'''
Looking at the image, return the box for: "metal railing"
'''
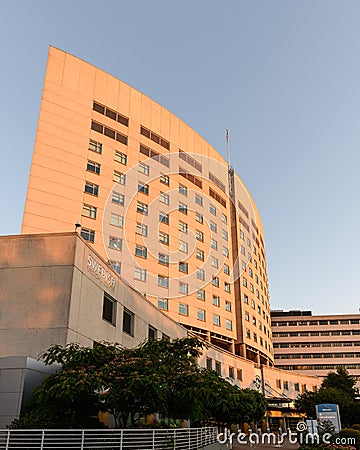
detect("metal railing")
[0,427,217,449]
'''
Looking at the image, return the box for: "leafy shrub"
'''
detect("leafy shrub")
[338,428,360,450]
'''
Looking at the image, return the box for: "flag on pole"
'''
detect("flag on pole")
[226,129,229,143]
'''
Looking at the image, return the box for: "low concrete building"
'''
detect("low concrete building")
[0,233,320,428]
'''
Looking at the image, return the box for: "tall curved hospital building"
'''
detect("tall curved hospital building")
[22,47,273,366]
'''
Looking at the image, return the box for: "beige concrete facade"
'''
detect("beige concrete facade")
[21,47,271,365]
[0,233,320,427]
[272,310,360,382]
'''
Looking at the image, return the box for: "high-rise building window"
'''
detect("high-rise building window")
[213,295,220,307]
[196,268,205,280]
[136,222,148,236]
[160,174,170,185]
[196,212,203,223]
[213,314,221,326]
[137,202,148,215]
[179,240,188,253]
[179,261,189,273]
[159,212,169,224]
[158,275,169,288]
[159,231,169,245]
[138,182,149,195]
[81,228,95,243]
[158,298,168,311]
[211,257,219,269]
[89,139,102,154]
[179,282,189,295]
[139,162,150,175]
[179,184,187,196]
[109,236,122,250]
[179,203,187,214]
[196,249,204,260]
[210,221,217,233]
[195,194,203,206]
[82,204,97,219]
[85,181,99,196]
[135,245,147,259]
[158,253,169,266]
[113,171,126,184]
[196,230,204,242]
[112,191,124,205]
[110,213,124,228]
[115,150,127,164]
[134,267,146,281]
[197,309,206,321]
[179,221,188,233]
[87,160,100,175]
[110,261,121,275]
[197,289,205,300]
[179,303,189,315]
[160,192,170,205]
[210,239,218,250]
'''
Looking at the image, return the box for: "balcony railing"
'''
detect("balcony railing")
[0,427,217,449]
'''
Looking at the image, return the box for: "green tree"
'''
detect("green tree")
[10,338,267,429]
[295,368,360,427]
[322,367,358,397]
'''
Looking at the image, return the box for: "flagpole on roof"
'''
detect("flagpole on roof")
[226,129,230,169]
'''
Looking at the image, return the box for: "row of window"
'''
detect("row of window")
[103,293,167,341]
[91,121,128,145]
[132,268,230,293]
[140,125,170,150]
[157,293,231,311]
[206,357,243,381]
[272,330,360,337]
[93,101,129,126]
[245,328,269,350]
[275,379,310,392]
[275,352,360,359]
[274,341,360,348]
[272,319,360,326]
[244,295,270,324]
[157,299,232,329]
[280,364,360,371]
[244,311,270,337]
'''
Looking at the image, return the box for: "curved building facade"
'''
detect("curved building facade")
[22,46,273,365]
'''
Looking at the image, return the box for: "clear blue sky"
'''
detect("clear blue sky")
[1,1,360,314]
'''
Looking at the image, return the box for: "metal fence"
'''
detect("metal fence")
[0,427,217,450]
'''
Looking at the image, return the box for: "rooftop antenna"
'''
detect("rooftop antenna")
[226,129,230,169]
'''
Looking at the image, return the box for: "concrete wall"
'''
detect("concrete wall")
[0,357,56,428]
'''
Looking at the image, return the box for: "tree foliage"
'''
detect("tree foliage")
[295,367,360,427]
[10,338,267,429]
